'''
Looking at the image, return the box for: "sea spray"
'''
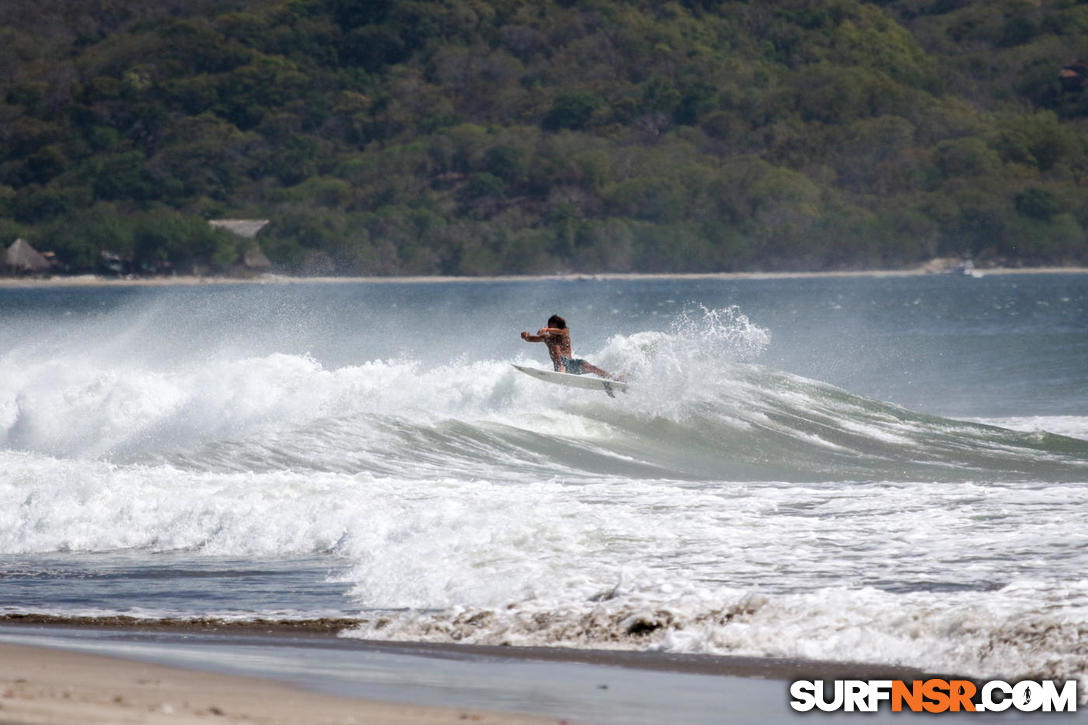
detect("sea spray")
[2,308,1085,483]
[2,279,1086,699]
[595,305,770,385]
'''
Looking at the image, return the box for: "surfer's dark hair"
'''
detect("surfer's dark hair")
[548,314,566,329]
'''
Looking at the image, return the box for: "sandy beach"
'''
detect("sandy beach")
[0,640,559,725]
[0,265,1086,288]
[0,622,948,725]
[0,615,934,680]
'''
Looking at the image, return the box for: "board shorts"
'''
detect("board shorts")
[560,357,586,375]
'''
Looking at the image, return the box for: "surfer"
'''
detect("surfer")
[520,314,616,379]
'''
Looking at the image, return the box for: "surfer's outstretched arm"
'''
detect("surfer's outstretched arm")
[521,328,566,343]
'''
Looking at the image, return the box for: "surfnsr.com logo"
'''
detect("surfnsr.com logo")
[789,679,1078,713]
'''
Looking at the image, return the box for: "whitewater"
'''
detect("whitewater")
[1,276,1086,695]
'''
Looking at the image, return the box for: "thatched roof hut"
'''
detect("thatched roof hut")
[209,219,269,238]
[210,218,273,271]
[6,238,51,274]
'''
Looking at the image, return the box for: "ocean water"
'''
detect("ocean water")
[1,275,1086,690]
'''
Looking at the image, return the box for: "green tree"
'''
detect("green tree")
[543,92,604,131]
[1015,187,1060,221]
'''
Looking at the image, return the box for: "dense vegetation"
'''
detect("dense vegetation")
[1,0,1087,275]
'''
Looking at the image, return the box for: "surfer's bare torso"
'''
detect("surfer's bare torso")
[520,327,570,371]
[520,316,614,380]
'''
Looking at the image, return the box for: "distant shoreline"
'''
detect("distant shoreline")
[2,266,1087,288]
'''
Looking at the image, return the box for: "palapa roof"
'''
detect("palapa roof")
[209,219,270,238]
[6,238,51,272]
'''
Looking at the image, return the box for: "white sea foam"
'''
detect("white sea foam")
[2,298,1086,693]
[4,436,1086,687]
[973,416,1088,441]
[343,581,1088,690]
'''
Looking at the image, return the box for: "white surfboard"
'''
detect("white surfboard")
[512,364,627,396]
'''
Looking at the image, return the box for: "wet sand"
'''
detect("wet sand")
[0,614,934,681]
[0,620,953,725]
[0,640,557,725]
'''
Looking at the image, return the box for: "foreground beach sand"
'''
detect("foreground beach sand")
[0,641,559,725]
[0,620,948,725]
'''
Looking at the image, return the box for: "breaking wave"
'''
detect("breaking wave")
[2,303,1086,694]
[1,306,1084,482]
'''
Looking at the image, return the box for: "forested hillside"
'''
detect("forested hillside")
[2,0,1087,275]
